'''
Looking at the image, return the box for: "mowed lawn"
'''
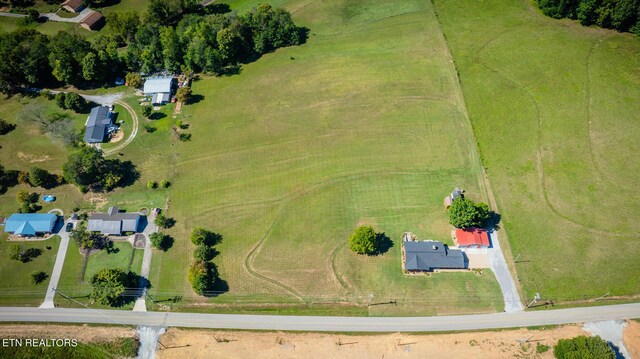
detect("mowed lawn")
[0,235,60,306]
[55,240,143,308]
[433,0,640,301]
[147,0,503,315]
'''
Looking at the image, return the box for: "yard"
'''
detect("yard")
[433,0,640,301]
[0,235,60,306]
[55,239,143,308]
[143,0,505,315]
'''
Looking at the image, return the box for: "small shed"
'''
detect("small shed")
[62,0,85,13]
[80,11,105,31]
[452,228,490,248]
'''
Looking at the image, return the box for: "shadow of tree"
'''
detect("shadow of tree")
[204,3,231,15]
[188,94,204,104]
[204,262,228,298]
[148,112,167,120]
[372,232,393,256]
[297,26,310,45]
[485,211,501,231]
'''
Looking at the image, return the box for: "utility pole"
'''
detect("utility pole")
[525,292,540,309]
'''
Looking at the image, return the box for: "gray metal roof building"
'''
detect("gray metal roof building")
[84,106,113,143]
[88,206,141,235]
[403,241,466,272]
[143,77,175,104]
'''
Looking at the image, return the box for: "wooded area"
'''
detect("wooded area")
[536,0,640,34]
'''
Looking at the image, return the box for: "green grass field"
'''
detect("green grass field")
[0,235,60,306]
[55,240,142,308]
[142,0,504,315]
[432,0,640,302]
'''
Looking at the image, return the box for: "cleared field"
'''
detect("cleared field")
[147,0,504,315]
[0,95,92,215]
[0,235,60,306]
[433,0,640,301]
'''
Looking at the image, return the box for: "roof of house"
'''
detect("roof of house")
[84,106,112,143]
[88,206,141,234]
[143,77,174,94]
[80,11,104,29]
[63,0,84,10]
[4,213,57,236]
[404,241,466,271]
[87,106,111,127]
[454,228,490,247]
[84,125,106,143]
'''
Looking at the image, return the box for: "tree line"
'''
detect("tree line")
[536,0,640,34]
[0,2,305,94]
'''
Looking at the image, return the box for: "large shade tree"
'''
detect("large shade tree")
[349,225,379,255]
[448,198,490,229]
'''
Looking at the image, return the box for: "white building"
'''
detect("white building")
[143,77,176,105]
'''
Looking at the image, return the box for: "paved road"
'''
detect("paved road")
[40,217,76,309]
[3,303,639,332]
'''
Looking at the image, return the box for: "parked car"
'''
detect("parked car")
[65,222,74,232]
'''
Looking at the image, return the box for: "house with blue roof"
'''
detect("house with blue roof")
[84,106,115,143]
[4,213,58,237]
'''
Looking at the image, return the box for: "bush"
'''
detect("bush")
[159,180,170,188]
[176,87,192,104]
[17,171,29,184]
[149,232,172,251]
[0,119,16,135]
[190,228,220,246]
[154,213,175,228]
[40,89,54,100]
[448,198,491,229]
[142,105,152,118]
[55,92,67,109]
[28,167,57,188]
[143,124,156,133]
[554,335,614,359]
[64,92,87,113]
[193,244,215,261]
[31,271,48,285]
[348,225,379,255]
[9,245,42,263]
[178,133,191,142]
[147,180,157,189]
[125,72,143,88]
[188,260,218,295]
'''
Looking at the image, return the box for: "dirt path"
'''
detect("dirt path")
[155,322,640,359]
[103,100,139,156]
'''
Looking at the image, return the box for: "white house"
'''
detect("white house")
[143,77,175,105]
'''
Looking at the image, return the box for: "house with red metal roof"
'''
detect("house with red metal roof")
[452,228,490,248]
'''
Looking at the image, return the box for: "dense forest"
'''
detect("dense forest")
[0,1,305,94]
[536,0,640,34]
